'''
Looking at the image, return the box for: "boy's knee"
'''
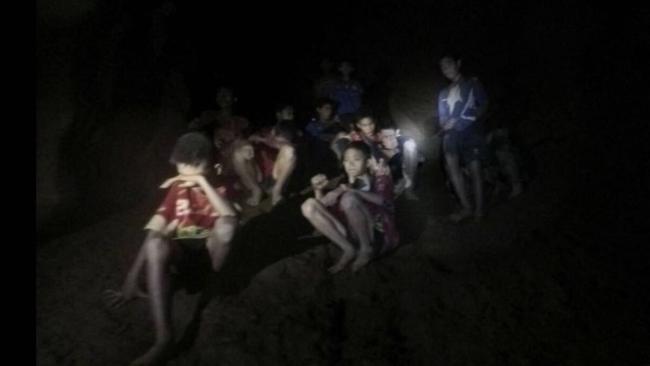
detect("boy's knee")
[213,216,237,244]
[340,192,360,211]
[301,198,318,218]
[233,143,255,162]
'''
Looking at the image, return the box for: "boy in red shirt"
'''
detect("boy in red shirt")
[105,132,237,365]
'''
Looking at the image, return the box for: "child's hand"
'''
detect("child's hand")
[311,174,329,191]
[214,163,223,175]
[248,134,265,143]
[442,117,458,131]
[271,193,283,206]
[369,157,390,176]
[160,175,205,189]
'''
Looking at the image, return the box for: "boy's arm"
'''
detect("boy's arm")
[437,91,450,127]
[195,176,237,216]
[319,186,345,206]
[457,78,489,130]
[350,189,384,205]
[249,132,283,150]
[163,175,237,216]
[232,154,263,198]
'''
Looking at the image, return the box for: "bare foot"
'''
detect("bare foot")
[103,281,148,310]
[246,191,262,207]
[449,208,473,223]
[351,250,373,272]
[403,188,419,201]
[393,179,407,196]
[328,249,355,274]
[130,338,173,366]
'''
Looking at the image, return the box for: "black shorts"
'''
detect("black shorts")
[172,238,213,294]
[442,127,487,165]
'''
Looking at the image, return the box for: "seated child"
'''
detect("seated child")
[301,141,399,273]
[104,132,238,366]
[304,97,347,143]
[330,112,383,160]
[377,123,420,199]
[239,120,298,206]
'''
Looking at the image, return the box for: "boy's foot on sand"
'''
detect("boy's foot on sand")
[403,188,419,201]
[328,249,355,274]
[393,179,407,196]
[351,249,373,272]
[449,208,473,223]
[130,339,173,366]
[103,287,148,310]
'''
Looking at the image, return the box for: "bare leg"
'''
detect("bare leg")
[131,234,176,365]
[271,145,296,206]
[445,153,473,222]
[104,232,155,309]
[469,159,485,220]
[340,192,375,272]
[205,216,237,271]
[402,138,419,200]
[301,198,355,273]
[232,144,263,206]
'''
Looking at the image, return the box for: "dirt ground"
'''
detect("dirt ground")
[37,125,649,365]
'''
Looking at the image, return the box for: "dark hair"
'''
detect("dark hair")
[216,85,236,96]
[274,102,294,114]
[170,132,213,166]
[377,119,398,131]
[339,58,356,68]
[353,108,377,126]
[273,120,297,142]
[342,141,371,160]
[439,47,463,63]
[315,97,336,110]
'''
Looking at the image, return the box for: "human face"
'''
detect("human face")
[339,61,354,76]
[239,144,255,160]
[356,117,376,137]
[316,104,333,121]
[380,128,399,150]
[342,148,368,179]
[440,57,461,82]
[276,106,294,121]
[216,88,235,109]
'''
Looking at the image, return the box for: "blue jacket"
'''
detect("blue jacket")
[438,77,488,131]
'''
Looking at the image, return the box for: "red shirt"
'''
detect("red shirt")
[146,182,220,239]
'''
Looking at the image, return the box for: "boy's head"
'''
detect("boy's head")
[354,112,376,137]
[439,53,462,81]
[320,58,333,73]
[275,103,295,122]
[170,132,213,175]
[378,122,400,150]
[216,86,237,109]
[342,141,371,179]
[272,120,297,144]
[338,60,355,76]
[315,97,336,121]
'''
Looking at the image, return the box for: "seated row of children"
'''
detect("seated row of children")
[104,87,418,365]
